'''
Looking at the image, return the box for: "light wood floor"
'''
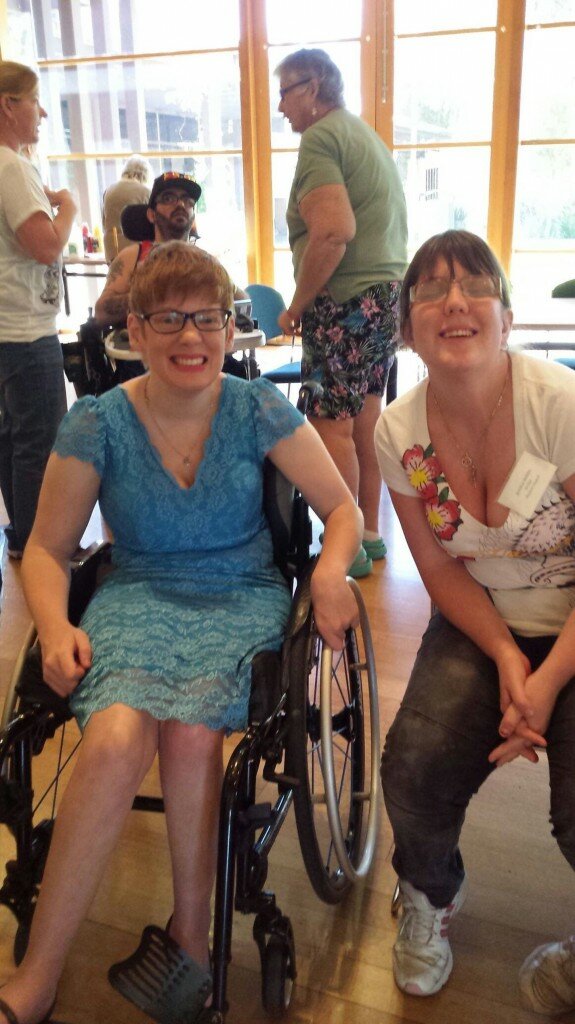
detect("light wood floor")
[0,490,573,1024]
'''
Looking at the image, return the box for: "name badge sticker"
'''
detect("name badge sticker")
[498,451,557,518]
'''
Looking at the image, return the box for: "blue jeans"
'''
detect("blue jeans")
[0,336,67,551]
[382,612,575,907]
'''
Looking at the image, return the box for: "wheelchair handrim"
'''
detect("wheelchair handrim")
[319,579,380,881]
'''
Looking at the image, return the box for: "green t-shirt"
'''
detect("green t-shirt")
[286,108,408,306]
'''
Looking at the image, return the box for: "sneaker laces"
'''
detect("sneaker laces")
[399,898,456,947]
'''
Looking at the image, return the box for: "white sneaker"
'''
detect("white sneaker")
[392,877,467,996]
[519,936,575,1016]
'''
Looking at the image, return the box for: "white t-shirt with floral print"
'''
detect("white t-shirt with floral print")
[375,351,575,636]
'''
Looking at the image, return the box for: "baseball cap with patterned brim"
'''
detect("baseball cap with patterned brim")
[148,172,201,208]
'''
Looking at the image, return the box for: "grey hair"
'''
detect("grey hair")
[121,155,152,183]
[275,48,345,107]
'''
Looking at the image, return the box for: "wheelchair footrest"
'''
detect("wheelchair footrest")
[108,924,212,1024]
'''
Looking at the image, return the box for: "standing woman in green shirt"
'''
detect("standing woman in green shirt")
[276,48,408,577]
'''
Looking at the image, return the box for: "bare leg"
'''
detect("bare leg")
[308,416,359,500]
[0,705,159,1024]
[353,394,384,534]
[159,721,224,968]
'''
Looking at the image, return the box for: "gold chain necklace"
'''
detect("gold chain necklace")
[144,376,216,470]
[430,359,510,488]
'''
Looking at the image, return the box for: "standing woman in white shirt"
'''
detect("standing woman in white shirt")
[0,61,76,558]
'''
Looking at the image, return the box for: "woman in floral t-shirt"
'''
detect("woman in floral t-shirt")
[375,230,575,1015]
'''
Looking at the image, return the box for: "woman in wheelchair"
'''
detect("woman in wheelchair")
[1,241,362,1024]
[375,230,575,1014]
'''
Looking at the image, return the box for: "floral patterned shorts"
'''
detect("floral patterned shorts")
[301,282,401,419]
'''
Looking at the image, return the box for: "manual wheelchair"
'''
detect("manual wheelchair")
[0,384,380,1022]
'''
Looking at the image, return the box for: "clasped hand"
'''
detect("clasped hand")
[489,649,556,767]
[40,624,92,698]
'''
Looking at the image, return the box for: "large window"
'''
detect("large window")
[2,0,575,307]
[394,17,496,248]
[4,0,247,286]
[512,3,575,301]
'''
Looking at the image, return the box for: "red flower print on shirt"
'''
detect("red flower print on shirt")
[401,443,463,541]
[424,496,462,541]
[402,444,441,501]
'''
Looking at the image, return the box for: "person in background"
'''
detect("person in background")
[0,60,76,559]
[375,229,575,1015]
[276,47,408,578]
[101,154,152,263]
[94,171,246,328]
[0,241,361,1024]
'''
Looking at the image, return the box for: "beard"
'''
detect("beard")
[153,208,193,241]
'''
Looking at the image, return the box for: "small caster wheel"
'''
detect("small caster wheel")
[261,935,294,1016]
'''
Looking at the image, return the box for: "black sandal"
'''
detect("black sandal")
[108,924,213,1024]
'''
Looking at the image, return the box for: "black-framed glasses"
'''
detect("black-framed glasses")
[155,191,195,208]
[409,274,502,305]
[136,309,232,334]
[279,77,312,100]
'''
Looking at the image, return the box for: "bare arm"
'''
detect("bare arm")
[268,421,362,649]
[94,246,138,325]
[21,453,101,696]
[278,184,356,333]
[16,188,77,265]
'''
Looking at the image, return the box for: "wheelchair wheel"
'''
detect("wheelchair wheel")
[261,935,295,1017]
[285,581,380,903]
[0,623,36,731]
[0,635,80,963]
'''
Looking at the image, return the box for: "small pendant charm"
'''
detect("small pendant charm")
[183,456,191,468]
[461,453,477,486]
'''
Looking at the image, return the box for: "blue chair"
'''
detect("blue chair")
[247,284,301,385]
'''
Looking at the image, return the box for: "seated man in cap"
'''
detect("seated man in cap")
[94,171,247,326]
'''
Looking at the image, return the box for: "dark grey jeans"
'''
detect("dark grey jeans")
[0,336,67,552]
[382,612,575,908]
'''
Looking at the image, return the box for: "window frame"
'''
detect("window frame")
[2,0,574,288]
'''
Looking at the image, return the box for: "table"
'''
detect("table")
[512,298,575,333]
[104,328,265,380]
[510,298,575,356]
[62,255,108,317]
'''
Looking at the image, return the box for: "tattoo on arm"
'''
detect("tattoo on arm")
[105,256,126,285]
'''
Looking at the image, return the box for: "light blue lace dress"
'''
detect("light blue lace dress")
[53,376,305,732]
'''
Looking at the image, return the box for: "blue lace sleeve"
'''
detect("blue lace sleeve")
[52,396,106,477]
[250,377,305,459]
